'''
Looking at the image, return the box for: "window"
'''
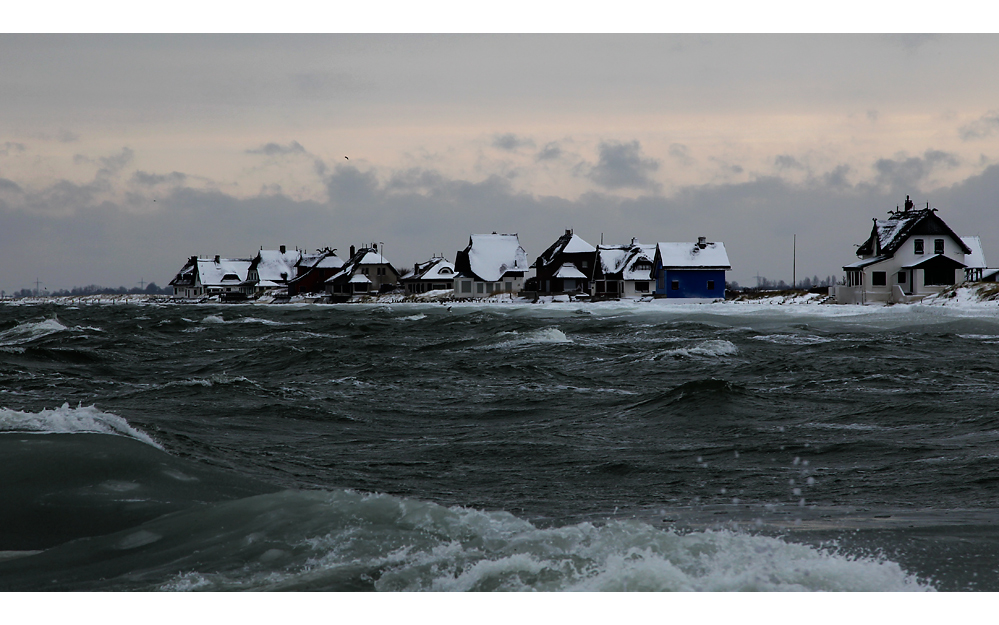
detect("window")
[898,272,907,284]
[671,280,680,291]
[462,281,472,293]
[361,267,369,275]
[914,239,924,254]
[925,266,956,286]
[476,282,484,293]
[635,282,649,292]
[505,281,513,292]
[707,280,715,290]
[934,239,944,255]
[872,271,887,286]
[581,260,589,268]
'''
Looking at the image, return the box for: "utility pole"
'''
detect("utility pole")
[138,278,146,290]
[792,234,797,290]
[34,278,42,297]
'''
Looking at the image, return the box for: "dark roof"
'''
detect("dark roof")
[856,207,972,258]
[535,230,595,269]
[901,254,968,270]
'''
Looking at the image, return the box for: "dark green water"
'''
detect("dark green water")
[2,300,999,590]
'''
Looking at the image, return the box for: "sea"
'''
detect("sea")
[2,298,999,592]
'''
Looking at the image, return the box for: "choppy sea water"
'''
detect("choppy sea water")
[2,300,999,591]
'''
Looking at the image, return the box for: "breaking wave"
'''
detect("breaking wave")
[0,403,161,449]
[145,489,931,592]
[200,315,299,326]
[0,317,100,346]
[657,339,738,358]
[483,328,573,350]
[751,334,835,345]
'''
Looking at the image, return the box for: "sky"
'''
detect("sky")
[4,28,999,293]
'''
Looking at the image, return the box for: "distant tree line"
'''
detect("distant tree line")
[7,283,172,298]
[726,275,841,292]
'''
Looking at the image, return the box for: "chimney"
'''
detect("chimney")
[566,228,572,236]
[697,236,707,249]
[350,245,356,257]
[631,237,638,246]
[280,245,286,254]
[214,255,220,263]
[415,263,420,274]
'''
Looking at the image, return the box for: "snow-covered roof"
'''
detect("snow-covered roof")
[843,257,887,270]
[961,236,987,269]
[857,207,972,258]
[466,234,528,282]
[256,279,283,288]
[655,241,731,269]
[196,258,252,287]
[253,249,303,283]
[553,263,587,279]
[536,230,595,269]
[407,257,456,281]
[357,250,390,265]
[323,247,397,284]
[597,240,657,280]
[348,274,372,284]
[901,254,967,269]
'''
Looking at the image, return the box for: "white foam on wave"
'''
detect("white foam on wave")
[659,339,738,358]
[398,314,427,322]
[157,489,932,592]
[0,403,162,449]
[200,314,299,326]
[0,317,101,346]
[483,327,572,350]
[751,334,835,345]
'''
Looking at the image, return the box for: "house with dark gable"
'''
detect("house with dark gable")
[325,244,400,300]
[533,229,597,294]
[652,238,730,299]
[169,255,252,298]
[402,256,456,294]
[592,238,658,298]
[453,233,528,298]
[835,196,972,304]
[287,248,344,296]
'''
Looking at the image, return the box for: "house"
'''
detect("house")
[241,245,303,295]
[402,256,456,294]
[453,233,528,298]
[592,238,658,298]
[325,245,400,299]
[652,237,730,299]
[168,255,252,298]
[962,236,988,282]
[287,248,344,296]
[835,196,972,304]
[533,229,596,294]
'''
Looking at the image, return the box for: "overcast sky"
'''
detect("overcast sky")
[3,33,999,292]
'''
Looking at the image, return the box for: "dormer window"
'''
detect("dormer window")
[914,239,924,254]
[440,267,452,274]
[934,239,944,255]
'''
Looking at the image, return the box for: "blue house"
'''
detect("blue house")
[652,237,731,299]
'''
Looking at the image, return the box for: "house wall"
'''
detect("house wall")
[592,279,653,298]
[454,275,524,298]
[654,269,726,298]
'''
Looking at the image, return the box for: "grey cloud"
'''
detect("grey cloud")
[959,110,999,141]
[57,129,80,143]
[866,109,879,122]
[873,149,959,191]
[131,171,187,186]
[883,34,939,52]
[492,133,535,152]
[668,143,693,166]
[0,177,23,193]
[98,148,135,178]
[822,164,852,189]
[1,142,27,156]
[587,140,660,190]
[775,155,804,170]
[535,142,562,161]
[246,141,307,156]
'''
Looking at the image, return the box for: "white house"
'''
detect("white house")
[169,255,252,298]
[402,256,456,294]
[453,233,528,298]
[241,246,303,295]
[592,238,658,298]
[835,196,972,304]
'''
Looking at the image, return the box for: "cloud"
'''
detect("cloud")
[775,155,805,170]
[246,141,307,156]
[57,129,80,143]
[959,110,999,141]
[587,140,660,190]
[131,171,188,186]
[492,133,535,152]
[883,34,939,52]
[0,177,23,193]
[1,142,27,156]
[535,142,562,161]
[872,149,959,191]
[866,109,879,123]
[668,143,693,166]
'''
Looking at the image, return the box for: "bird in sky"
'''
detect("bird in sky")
[344,156,349,160]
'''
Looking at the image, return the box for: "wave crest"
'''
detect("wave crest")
[0,403,162,449]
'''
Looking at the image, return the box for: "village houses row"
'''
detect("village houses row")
[168,233,732,302]
[168,196,993,305]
